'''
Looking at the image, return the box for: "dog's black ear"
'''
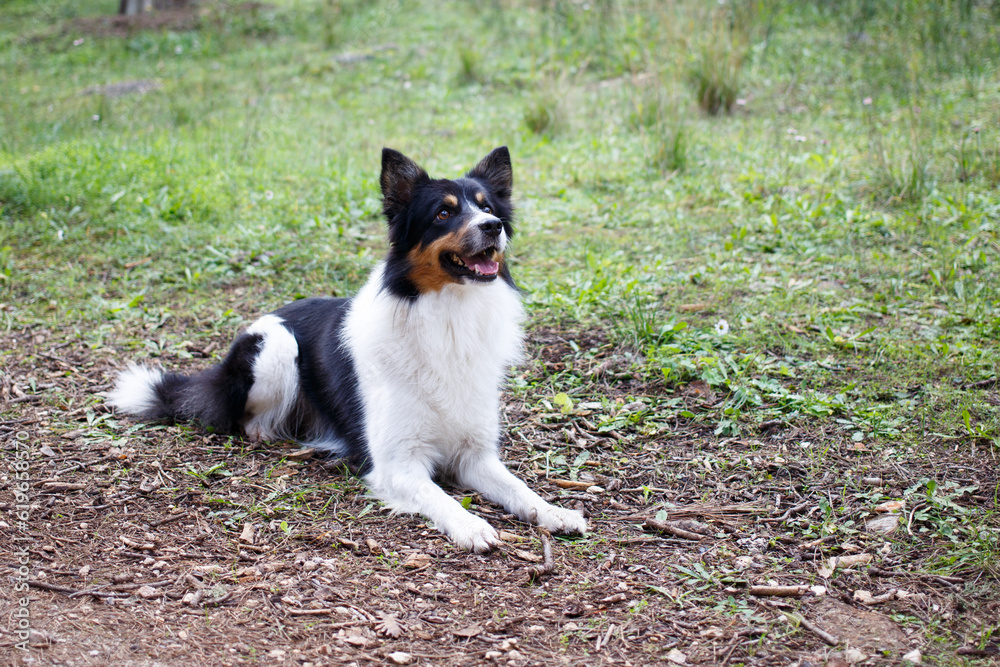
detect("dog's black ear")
[467,146,513,200]
[380,148,428,220]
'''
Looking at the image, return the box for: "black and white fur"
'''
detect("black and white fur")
[106,147,587,552]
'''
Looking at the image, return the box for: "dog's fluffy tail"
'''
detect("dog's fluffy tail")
[106,357,255,435]
[107,321,297,436]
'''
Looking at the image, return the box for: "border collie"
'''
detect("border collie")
[106,147,587,552]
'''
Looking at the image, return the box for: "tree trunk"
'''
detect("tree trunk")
[119,0,154,15]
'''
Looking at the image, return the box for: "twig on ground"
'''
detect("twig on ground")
[801,535,838,549]
[868,567,964,586]
[29,580,129,599]
[749,585,808,597]
[642,518,703,541]
[526,527,555,582]
[150,513,187,527]
[761,500,810,524]
[956,646,1000,657]
[782,611,839,646]
[963,378,998,390]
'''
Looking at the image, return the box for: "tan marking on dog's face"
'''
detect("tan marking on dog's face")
[442,194,458,208]
[406,233,464,293]
[475,192,485,204]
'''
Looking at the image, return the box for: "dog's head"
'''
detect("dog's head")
[379,147,515,298]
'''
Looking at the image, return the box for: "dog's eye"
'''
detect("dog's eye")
[482,205,493,214]
[436,209,450,221]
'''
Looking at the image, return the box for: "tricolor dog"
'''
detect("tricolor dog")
[107,147,588,551]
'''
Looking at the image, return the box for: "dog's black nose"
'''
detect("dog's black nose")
[478,218,503,238]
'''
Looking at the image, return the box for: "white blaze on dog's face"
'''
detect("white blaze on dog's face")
[378,147,516,299]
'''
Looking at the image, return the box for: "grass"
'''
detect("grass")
[2,0,1000,663]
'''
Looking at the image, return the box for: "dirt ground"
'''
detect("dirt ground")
[2,322,999,666]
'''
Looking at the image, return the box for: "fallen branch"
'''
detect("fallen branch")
[642,518,703,541]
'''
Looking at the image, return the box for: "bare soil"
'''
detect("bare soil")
[2,322,999,666]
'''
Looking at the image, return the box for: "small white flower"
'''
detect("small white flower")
[714,319,730,336]
[794,135,806,142]
[92,114,100,121]
[174,45,183,55]
[73,38,85,46]
[264,190,274,201]
[863,96,873,106]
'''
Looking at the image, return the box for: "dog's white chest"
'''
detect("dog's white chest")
[344,267,524,454]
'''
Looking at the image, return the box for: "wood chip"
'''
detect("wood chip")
[41,482,86,491]
[553,479,593,490]
[136,586,159,599]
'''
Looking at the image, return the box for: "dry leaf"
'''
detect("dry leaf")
[514,549,542,563]
[453,624,483,638]
[285,447,317,460]
[239,523,255,544]
[376,612,406,638]
[666,648,687,664]
[874,500,905,513]
[402,552,431,569]
[865,513,899,534]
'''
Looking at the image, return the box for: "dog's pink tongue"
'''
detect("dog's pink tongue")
[467,255,499,275]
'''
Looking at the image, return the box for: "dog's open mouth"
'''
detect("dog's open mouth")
[443,249,502,281]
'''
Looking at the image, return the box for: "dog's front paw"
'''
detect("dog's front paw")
[534,505,588,536]
[444,516,500,553]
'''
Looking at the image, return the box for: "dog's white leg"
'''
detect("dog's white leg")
[366,456,501,553]
[457,450,588,536]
